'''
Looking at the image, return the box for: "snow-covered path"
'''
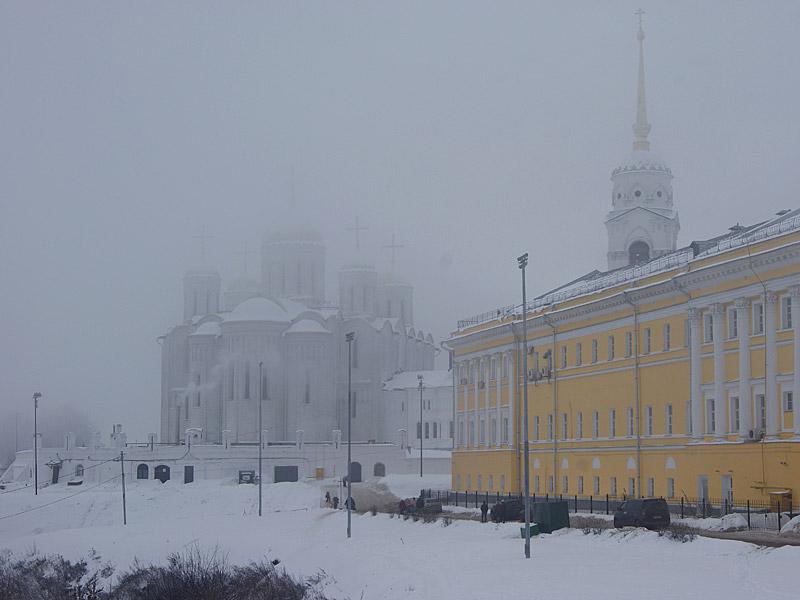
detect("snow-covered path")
[1,480,796,599]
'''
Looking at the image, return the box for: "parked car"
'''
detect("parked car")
[490,498,524,523]
[422,498,443,514]
[613,498,671,530]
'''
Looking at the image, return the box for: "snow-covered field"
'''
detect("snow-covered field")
[1,479,797,599]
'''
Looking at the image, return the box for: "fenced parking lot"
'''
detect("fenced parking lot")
[423,489,798,532]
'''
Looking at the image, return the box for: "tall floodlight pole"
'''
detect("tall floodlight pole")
[418,374,424,477]
[33,392,41,495]
[258,361,264,517]
[518,253,532,559]
[345,332,355,539]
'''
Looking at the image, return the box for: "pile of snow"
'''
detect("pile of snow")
[780,514,800,535]
[674,513,747,532]
[375,473,450,499]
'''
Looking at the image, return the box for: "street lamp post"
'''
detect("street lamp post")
[33,392,41,496]
[258,361,263,517]
[518,253,532,559]
[345,332,355,539]
[418,374,423,477]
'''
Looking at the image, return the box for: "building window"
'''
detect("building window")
[703,313,713,343]
[561,346,567,369]
[470,420,476,446]
[610,477,617,496]
[663,323,671,351]
[534,416,539,441]
[707,398,716,433]
[534,475,540,493]
[352,392,357,418]
[547,476,554,493]
[449,420,454,439]
[784,390,794,412]
[665,404,673,435]
[592,411,599,438]
[607,335,615,360]
[753,302,764,334]
[576,342,582,366]
[647,478,654,498]
[782,296,793,329]
[591,339,598,363]
[578,475,584,494]
[477,474,482,490]
[593,476,600,495]
[304,376,310,404]
[500,474,506,491]
[577,412,583,439]
[478,419,484,444]
[684,319,690,348]
[547,414,553,440]
[667,477,675,498]
[417,421,422,440]
[646,406,653,436]
[626,407,634,437]
[686,400,692,435]
[433,422,438,439]
[625,331,633,357]
[467,474,472,490]
[261,373,268,400]
[503,417,509,443]
[756,394,766,431]
[644,327,652,354]
[728,307,738,339]
[628,477,636,498]
[609,409,616,438]
[731,396,740,431]
[561,413,568,440]
[562,476,569,494]
[459,421,464,446]
[488,474,494,490]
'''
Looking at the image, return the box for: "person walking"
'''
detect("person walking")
[324,491,331,508]
[480,500,489,523]
[333,496,339,509]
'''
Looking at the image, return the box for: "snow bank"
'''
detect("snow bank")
[375,473,450,499]
[780,514,800,535]
[675,513,747,531]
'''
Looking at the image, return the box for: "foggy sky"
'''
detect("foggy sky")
[2,1,799,442]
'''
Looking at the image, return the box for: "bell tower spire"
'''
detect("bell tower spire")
[633,8,651,151]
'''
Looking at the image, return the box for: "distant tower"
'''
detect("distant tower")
[183,269,221,321]
[339,262,378,318]
[261,229,326,307]
[377,274,414,326]
[605,13,679,270]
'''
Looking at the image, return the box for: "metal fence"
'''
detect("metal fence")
[423,489,798,532]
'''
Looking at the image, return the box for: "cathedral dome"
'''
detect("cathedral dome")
[190,321,221,336]
[284,318,331,335]
[226,297,289,323]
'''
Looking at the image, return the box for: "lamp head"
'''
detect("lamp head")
[517,253,528,269]
[32,392,42,401]
[345,332,355,342]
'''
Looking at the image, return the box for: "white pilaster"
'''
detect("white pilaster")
[495,353,502,448]
[712,304,726,437]
[736,298,752,439]
[507,350,515,448]
[765,293,779,437]
[473,358,480,448]
[689,308,703,437]
[793,287,800,436]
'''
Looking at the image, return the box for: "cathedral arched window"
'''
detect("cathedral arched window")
[628,241,650,265]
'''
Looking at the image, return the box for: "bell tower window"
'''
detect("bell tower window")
[628,241,650,265]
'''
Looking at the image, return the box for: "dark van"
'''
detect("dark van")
[490,498,524,523]
[613,498,671,530]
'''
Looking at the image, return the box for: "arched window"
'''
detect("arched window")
[137,464,149,479]
[75,464,84,477]
[373,462,386,477]
[628,241,650,265]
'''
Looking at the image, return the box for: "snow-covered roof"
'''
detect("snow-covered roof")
[383,370,453,390]
[284,319,331,335]
[611,149,672,176]
[225,297,289,323]
[190,321,221,337]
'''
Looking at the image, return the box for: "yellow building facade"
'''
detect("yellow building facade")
[449,22,800,508]
[449,220,800,506]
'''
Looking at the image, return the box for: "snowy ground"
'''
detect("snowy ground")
[1,479,798,600]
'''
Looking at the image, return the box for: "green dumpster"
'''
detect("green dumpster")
[532,501,570,533]
[520,523,540,538]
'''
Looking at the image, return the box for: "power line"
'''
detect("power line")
[0,474,122,521]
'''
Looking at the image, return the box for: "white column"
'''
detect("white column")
[689,308,703,437]
[793,287,800,436]
[712,304,726,437]
[507,350,515,447]
[484,356,491,447]
[495,353,502,448]
[473,358,480,447]
[736,298,752,439]
[765,293,779,437]
[460,362,467,448]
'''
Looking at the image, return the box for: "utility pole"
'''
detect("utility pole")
[258,361,263,517]
[15,412,19,453]
[418,374,424,477]
[33,392,41,495]
[518,253,532,559]
[120,450,127,525]
[345,331,355,539]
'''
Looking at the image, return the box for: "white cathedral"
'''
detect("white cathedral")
[159,229,438,446]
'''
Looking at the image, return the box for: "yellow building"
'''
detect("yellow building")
[448,23,800,508]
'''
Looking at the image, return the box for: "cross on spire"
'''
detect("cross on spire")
[235,241,258,274]
[193,226,215,263]
[635,7,645,29]
[346,216,368,251]
[383,233,405,271]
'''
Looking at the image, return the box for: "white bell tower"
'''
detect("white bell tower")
[605,12,679,271]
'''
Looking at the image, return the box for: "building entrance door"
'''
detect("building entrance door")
[721,475,733,506]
